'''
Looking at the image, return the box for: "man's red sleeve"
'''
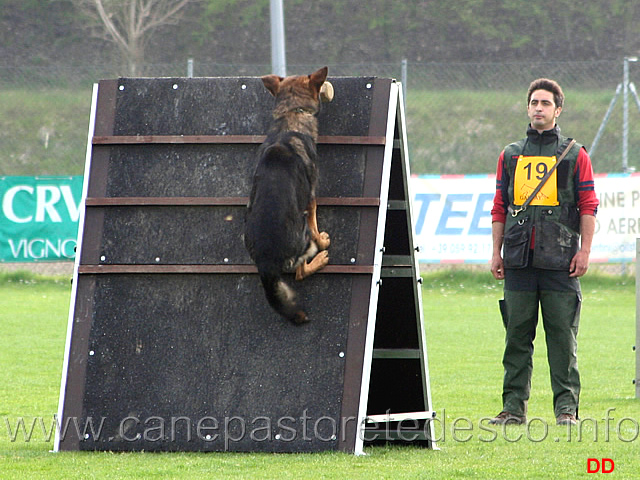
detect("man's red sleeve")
[491,150,508,224]
[575,147,599,216]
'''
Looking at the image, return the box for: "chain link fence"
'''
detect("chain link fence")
[0,59,625,88]
[3,59,634,173]
[1,60,637,274]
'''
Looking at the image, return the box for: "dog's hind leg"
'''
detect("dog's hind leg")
[306,199,330,250]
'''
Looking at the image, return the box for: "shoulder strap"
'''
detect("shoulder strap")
[510,138,576,217]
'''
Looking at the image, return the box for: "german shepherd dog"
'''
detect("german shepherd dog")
[244,67,332,324]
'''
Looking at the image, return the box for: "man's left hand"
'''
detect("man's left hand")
[569,250,590,277]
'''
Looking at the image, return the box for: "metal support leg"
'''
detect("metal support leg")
[589,83,621,158]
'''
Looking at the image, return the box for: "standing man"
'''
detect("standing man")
[489,78,599,426]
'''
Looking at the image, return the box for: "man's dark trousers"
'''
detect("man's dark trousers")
[500,263,582,418]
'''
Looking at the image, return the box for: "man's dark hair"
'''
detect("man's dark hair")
[527,78,564,109]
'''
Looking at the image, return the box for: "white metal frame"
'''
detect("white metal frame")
[353,82,437,454]
[54,83,99,452]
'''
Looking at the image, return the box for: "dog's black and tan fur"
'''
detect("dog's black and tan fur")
[244,67,331,324]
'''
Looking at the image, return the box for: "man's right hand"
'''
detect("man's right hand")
[491,255,505,280]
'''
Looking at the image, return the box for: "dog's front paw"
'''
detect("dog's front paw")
[316,232,331,250]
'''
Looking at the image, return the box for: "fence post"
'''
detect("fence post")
[187,58,194,78]
[623,57,636,173]
[636,238,640,398]
[401,59,408,111]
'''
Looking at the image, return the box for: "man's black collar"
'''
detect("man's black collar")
[526,124,561,145]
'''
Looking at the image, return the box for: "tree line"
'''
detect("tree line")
[1,0,639,72]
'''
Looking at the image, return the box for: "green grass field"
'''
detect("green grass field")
[0,269,638,479]
[0,89,92,176]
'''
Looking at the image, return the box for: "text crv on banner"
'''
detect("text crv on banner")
[0,176,83,262]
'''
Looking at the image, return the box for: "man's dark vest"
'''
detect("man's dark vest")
[502,128,582,270]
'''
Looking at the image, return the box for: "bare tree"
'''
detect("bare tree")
[73,0,194,75]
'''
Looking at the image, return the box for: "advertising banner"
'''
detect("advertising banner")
[0,176,83,262]
[410,173,640,264]
[412,175,494,263]
[1,173,637,264]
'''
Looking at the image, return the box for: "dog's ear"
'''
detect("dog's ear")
[320,81,334,102]
[309,67,328,93]
[261,74,284,97]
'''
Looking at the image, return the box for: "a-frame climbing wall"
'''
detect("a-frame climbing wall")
[55,75,436,455]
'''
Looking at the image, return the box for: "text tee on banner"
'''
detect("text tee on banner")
[0,176,83,262]
[411,175,494,263]
[410,173,640,264]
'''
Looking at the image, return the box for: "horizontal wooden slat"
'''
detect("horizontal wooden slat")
[93,135,263,145]
[387,200,408,210]
[365,411,436,423]
[382,255,414,267]
[373,348,421,359]
[319,136,387,145]
[77,264,374,275]
[92,135,387,146]
[380,268,416,278]
[85,197,245,206]
[318,197,380,206]
[84,197,381,207]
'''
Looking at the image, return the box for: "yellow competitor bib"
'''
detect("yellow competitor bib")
[513,155,559,206]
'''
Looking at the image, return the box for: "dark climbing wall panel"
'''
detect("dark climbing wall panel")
[80,273,353,452]
[57,75,434,454]
[81,205,367,266]
[108,77,374,137]
[100,144,368,199]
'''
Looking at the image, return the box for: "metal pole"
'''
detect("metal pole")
[636,238,640,399]
[623,57,638,173]
[270,0,286,77]
[187,58,194,78]
[623,58,630,173]
[589,84,621,158]
[629,82,640,113]
[401,59,408,112]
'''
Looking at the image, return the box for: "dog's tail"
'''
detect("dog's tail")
[259,268,308,324]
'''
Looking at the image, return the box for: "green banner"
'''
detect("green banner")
[0,176,83,262]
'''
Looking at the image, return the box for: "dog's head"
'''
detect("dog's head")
[261,67,332,114]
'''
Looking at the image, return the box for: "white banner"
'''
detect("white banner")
[410,173,640,264]
[590,174,640,262]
